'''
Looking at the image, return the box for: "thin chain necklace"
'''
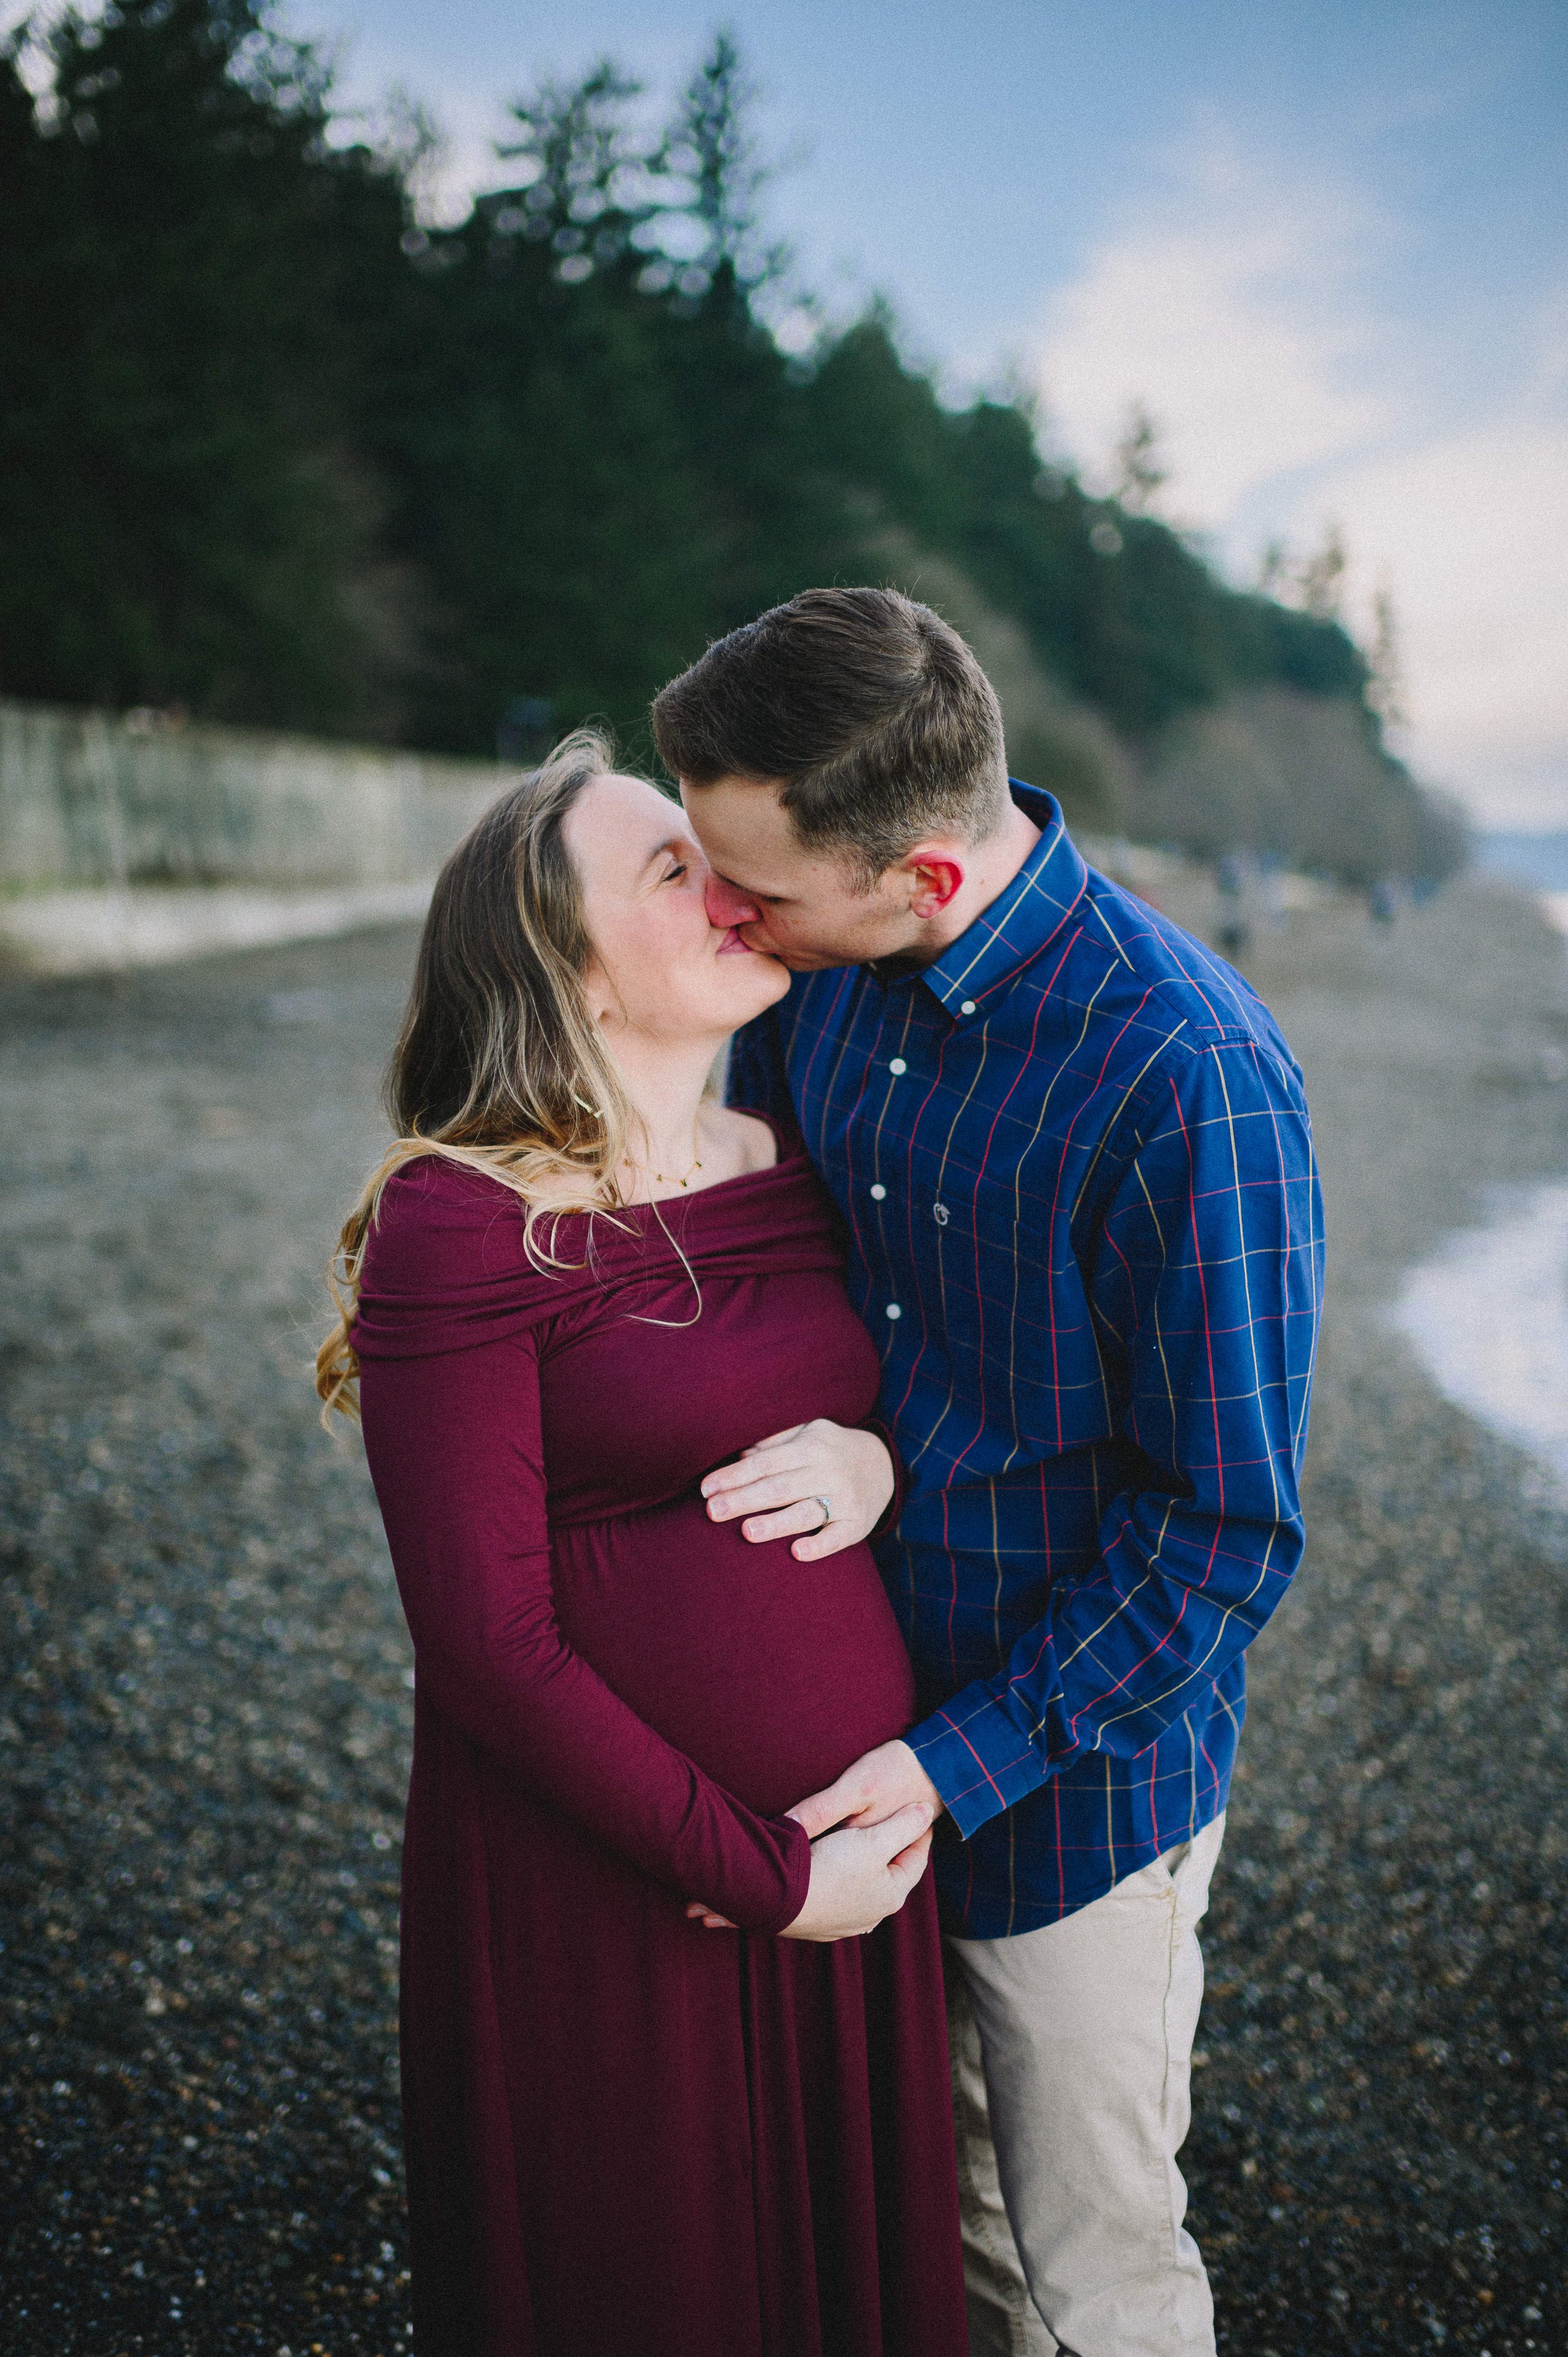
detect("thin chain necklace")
[650,1110,704,1191]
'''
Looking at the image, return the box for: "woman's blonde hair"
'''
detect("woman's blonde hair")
[316,727,640,1422]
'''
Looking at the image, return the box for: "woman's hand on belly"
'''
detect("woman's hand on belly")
[686,1799,936,1941]
[699,1419,894,1562]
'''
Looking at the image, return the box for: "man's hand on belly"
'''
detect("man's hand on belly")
[787,1738,945,1838]
[699,1419,894,1560]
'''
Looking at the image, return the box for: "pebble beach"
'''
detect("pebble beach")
[2,870,1565,2354]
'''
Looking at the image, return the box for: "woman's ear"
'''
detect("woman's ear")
[580,952,623,1029]
[578,952,609,1023]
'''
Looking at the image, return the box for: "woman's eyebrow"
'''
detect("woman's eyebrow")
[638,834,693,874]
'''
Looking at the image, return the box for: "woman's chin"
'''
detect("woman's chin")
[718,959,792,1026]
[710,927,789,1004]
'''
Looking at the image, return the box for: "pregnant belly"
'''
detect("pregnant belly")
[551,1498,917,1818]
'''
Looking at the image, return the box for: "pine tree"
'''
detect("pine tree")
[1113,402,1167,511]
[1300,521,1348,622]
[664,31,783,295]
[0,0,409,728]
[1367,580,1406,730]
[0,6,1458,881]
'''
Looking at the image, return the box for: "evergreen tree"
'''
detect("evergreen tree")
[1367,581,1406,731]
[1113,402,1166,511]
[0,0,408,729]
[0,1,1460,880]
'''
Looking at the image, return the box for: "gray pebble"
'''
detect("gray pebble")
[2,876,1565,2352]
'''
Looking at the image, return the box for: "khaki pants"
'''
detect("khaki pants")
[945,1814,1224,2357]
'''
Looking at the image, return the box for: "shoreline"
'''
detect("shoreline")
[1157,868,1568,2346]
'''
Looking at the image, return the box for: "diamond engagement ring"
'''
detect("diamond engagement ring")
[809,1496,832,1533]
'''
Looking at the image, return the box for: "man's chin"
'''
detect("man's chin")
[767,944,856,972]
[733,923,858,972]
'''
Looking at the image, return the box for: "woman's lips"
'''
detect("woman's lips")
[716,925,758,956]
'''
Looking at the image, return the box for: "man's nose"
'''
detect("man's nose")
[706,871,762,928]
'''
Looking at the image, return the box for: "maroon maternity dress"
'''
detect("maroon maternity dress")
[352,1125,967,2357]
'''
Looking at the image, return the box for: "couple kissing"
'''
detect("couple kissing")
[318,585,1323,2357]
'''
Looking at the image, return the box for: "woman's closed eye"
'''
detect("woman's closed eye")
[663,860,689,884]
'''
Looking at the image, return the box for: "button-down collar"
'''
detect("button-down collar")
[917,782,1087,1021]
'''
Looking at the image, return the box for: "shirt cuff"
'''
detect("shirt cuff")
[905,1684,1047,1840]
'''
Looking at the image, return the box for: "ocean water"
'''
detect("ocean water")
[1390,846,1568,1493]
[1473,833,1568,941]
[1391,1183,1568,1498]
[1476,831,1568,895]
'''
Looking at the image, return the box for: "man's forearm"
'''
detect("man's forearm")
[900,1493,1300,1840]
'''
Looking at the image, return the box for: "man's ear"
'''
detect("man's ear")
[901,843,967,922]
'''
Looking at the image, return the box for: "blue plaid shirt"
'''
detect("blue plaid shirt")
[730,784,1324,1936]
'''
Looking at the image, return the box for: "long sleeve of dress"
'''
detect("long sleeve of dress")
[360,1326,812,1935]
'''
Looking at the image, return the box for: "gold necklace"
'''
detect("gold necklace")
[651,1111,704,1191]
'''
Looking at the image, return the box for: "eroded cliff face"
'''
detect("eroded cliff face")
[1135,684,1466,886]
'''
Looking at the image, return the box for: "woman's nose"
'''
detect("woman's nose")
[706,871,763,929]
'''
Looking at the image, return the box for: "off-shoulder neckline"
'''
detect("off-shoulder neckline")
[384,1110,807,1225]
[616,1107,804,1218]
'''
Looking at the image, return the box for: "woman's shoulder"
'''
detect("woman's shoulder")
[355,1154,598,1358]
[724,1100,805,1169]
[708,1102,790,1179]
[373,1151,529,1256]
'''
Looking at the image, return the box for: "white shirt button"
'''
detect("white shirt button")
[960,999,977,1015]
[933,1203,949,1225]
[885,1302,903,1319]
[889,1057,907,1075]
[869,1183,887,1200]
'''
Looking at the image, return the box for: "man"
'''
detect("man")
[652,588,1323,2357]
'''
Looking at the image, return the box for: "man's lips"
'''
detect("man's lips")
[716,924,765,956]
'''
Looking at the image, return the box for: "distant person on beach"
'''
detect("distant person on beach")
[655,588,1326,2357]
[315,735,968,2357]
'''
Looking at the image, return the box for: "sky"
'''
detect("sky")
[21,0,1568,824]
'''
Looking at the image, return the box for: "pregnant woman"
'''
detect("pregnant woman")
[316,733,967,2357]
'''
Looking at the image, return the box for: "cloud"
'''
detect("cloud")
[1032,139,1568,826]
[1307,415,1568,826]
[1033,136,1391,516]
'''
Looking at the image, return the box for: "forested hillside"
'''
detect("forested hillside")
[0,0,1462,883]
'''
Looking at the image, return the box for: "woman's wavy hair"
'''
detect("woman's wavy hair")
[316,727,638,1422]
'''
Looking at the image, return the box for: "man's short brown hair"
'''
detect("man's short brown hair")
[650,587,1009,879]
